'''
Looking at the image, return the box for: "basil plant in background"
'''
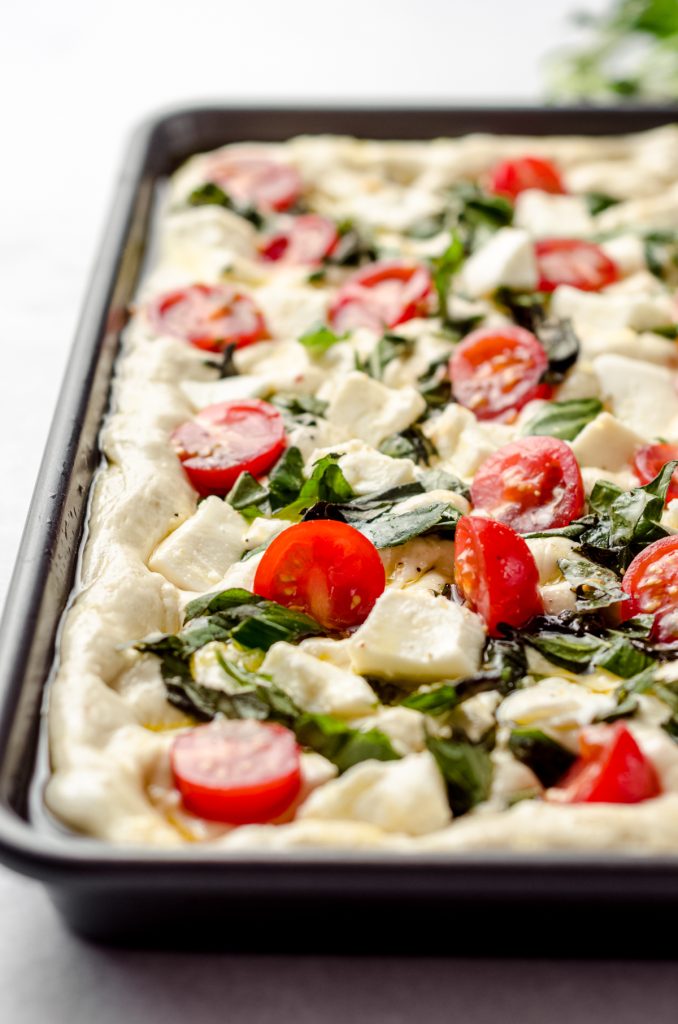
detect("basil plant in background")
[547,0,678,101]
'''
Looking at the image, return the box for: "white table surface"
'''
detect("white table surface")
[3,1,678,1020]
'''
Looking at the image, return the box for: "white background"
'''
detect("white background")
[4,1,678,1021]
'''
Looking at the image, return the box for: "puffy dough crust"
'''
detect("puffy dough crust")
[45,127,678,850]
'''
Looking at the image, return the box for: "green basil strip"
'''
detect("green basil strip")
[426,734,494,817]
[508,729,576,788]
[523,398,603,441]
[558,556,627,611]
[163,656,399,773]
[299,324,345,355]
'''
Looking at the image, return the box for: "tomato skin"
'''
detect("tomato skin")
[633,444,678,504]
[449,325,552,421]
[488,156,566,201]
[328,260,434,333]
[204,155,302,212]
[253,520,386,631]
[171,720,302,824]
[171,399,286,497]
[550,723,661,804]
[260,214,339,265]
[454,515,543,636]
[621,535,678,643]
[470,436,585,533]
[148,283,269,352]
[535,239,620,293]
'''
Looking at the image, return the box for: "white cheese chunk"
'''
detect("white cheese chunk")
[180,376,269,410]
[349,588,485,683]
[514,191,594,238]
[525,537,579,585]
[261,643,377,718]
[459,228,537,297]
[592,354,678,440]
[148,497,245,592]
[351,706,427,756]
[334,440,417,495]
[324,371,426,447]
[397,488,470,516]
[380,537,456,590]
[497,678,616,732]
[298,751,452,835]
[551,285,674,334]
[571,412,644,472]
[541,581,578,616]
[234,339,324,395]
[600,234,646,276]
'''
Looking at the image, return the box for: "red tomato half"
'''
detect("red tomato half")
[148,283,269,352]
[633,443,678,504]
[549,723,661,804]
[328,260,434,333]
[471,436,585,533]
[253,520,385,631]
[171,399,286,497]
[204,154,302,212]
[535,239,619,293]
[259,214,339,265]
[454,515,543,636]
[171,720,302,824]
[449,325,552,421]
[488,156,566,201]
[621,535,678,643]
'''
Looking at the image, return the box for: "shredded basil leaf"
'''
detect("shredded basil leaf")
[585,192,621,216]
[558,556,627,611]
[523,398,603,441]
[358,333,414,380]
[379,426,436,465]
[508,729,576,788]
[187,182,264,229]
[426,734,494,816]
[299,324,345,355]
[431,232,465,319]
[416,356,454,410]
[644,230,678,282]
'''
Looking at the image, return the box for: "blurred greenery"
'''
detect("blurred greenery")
[547,0,678,101]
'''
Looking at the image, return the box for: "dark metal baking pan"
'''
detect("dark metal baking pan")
[2,105,678,951]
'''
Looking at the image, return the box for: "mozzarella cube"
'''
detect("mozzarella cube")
[551,285,674,334]
[514,191,594,238]
[148,497,246,591]
[261,642,377,718]
[298,751,452,835]
[349,588,485,683]
[397,488,470,516]
[592,354,678,440]
[324,371,426,447]
[380,537,456,590]
[234,339,324,395]
[600,234,646,276]
[460,228,538,297]
[350,706,427,755]
[335,440,418,495]
[180,376,269,410]
[540,581,578,616]
[497,678,616,732]
[571,412,644,472]
[525,536,579,585]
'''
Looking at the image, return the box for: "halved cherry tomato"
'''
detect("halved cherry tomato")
[471,436,585,533]
[148,283,269,352]
[259,214,339,265]
[454,515,543,636]
[449,325,552,421]
[203,154,302,212]
[549,723,661,804]
[171,720,302,824]
[488,156,566,201]
[171,399,286,497]
[535,239,619,293]
[621,535,678,643]
[633,443,678,504]
[328,260,434,333]
[253,520,385,631]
